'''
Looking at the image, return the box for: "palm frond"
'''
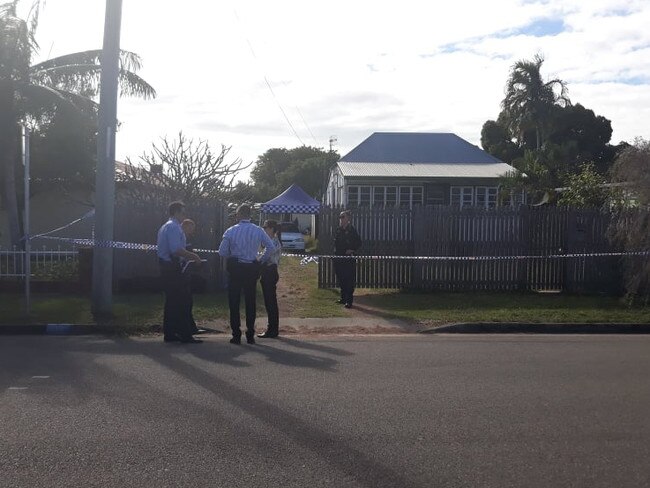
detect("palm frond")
[31,49,144,73]
[19,82,99,120]
[31,62,155,100]
[17,81,77,112]
[0,1,19,16]
[30,63,102,95]
[117,69,156,99]
[26,0,44,52]
[0,5,33,73]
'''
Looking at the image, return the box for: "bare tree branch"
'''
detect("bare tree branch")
[116,132,251,207]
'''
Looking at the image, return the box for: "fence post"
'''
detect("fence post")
[517,206,530,290]
[78,247,93,291]
[411,206,423,289]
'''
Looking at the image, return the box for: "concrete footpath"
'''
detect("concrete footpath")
[1,318,650,335]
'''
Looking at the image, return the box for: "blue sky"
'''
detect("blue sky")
[31,0,650,178]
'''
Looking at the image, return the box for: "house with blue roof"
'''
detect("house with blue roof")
[325,132,519,208]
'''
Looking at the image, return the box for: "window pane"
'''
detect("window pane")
[476,187,486,208]
[399,187,411,208]
[412,187,423,206]
[487,187,498,208]
[461,187,473,207]
[359,186,371,207]
[348,186,358,207]
[386,186,397,206]
[373,187,385,207]
[451,187,461,206]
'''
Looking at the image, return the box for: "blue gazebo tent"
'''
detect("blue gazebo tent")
[261,184,320,214]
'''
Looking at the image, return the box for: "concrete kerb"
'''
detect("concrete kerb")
[0,317,417,336]
[421,322,650,334]
[0,324,116,335]
[2,320,650,336]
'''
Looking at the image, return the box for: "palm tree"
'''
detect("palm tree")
[0,0,155,246]
[501,54,570,151]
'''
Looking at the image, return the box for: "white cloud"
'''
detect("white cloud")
[29,0,650,181]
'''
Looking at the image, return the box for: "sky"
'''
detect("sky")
[29,0,650,181]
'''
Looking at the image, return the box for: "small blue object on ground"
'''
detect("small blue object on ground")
[46,324,73,335]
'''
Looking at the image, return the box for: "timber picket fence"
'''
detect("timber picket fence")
[112,200,229,291]
[318,206,625,293]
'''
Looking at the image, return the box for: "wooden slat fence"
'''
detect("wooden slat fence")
[318,206,621,293]
[319,207,413,289]
[112,200,228,291]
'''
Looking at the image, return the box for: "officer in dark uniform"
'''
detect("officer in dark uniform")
[333,210,362,308]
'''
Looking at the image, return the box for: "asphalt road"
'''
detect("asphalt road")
[1,334,649,488]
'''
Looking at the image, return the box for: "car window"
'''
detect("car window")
[280,222,300,233]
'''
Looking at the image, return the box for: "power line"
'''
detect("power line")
[233,8,310,147]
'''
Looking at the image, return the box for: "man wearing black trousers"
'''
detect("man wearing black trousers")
[333,210,362,308]
[156,201,202,343]
[258,219,282,339]
[218,204,276,345]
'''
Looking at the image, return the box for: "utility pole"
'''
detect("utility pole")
[329,135,337,153]
[23,126,31,315]
[92,0,122,316]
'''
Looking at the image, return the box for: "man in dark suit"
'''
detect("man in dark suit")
[333,210,362,308]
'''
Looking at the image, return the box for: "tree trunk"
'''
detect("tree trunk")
[0,81,23,248]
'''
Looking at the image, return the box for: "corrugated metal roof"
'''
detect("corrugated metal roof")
[340,132,502,164]
[338,161,515,178]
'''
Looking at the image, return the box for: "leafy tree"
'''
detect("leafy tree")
[499,149,557,205]
[485,55,626,199]
[547,103,619,174]
[556,162,608,208]
[29,103,97,194]
[0,0,155,246]
[480,117,523,165]
[116,132,249,206]
[222,181,256,207]
[608,138,650,303]
[250,146,339,202]
[501,54,570,150]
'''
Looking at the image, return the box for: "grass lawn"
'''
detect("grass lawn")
[0,292,231,333]
[279,255,650,324]
[354,291,650,325]
[1,255,648,332]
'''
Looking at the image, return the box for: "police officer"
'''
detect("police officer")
[218,204,276,344]
[333,210,362,308]
[157,201,202,343]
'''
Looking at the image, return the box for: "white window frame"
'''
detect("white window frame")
[451,186,474,208]
[349,185,423,208]
[475,186,498,209]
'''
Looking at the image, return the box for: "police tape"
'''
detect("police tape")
[32,235,650,266]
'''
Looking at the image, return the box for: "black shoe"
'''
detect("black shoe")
[193,328,209,335]
[344,303,352,309]
[230,336,241,345]
[164,334,181,343]
[178,336,203,344]
[257,331,278,338]
[245,332,255,344]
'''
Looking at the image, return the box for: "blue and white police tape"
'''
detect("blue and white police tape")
[31,235,650,265]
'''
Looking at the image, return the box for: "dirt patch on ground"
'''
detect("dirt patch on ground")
[275,271,304,317]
